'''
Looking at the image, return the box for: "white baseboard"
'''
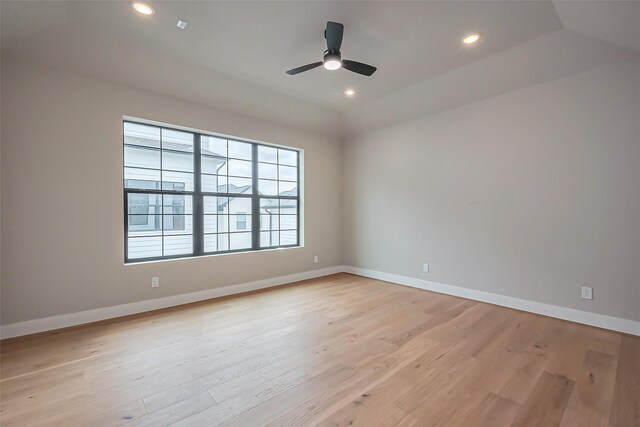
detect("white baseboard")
[0,266,343,339]
[3,265,638,339]
[343,266,640,336]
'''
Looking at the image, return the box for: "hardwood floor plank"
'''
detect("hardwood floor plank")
[173,364,353,426]
[128,392,215,427]
[0,273,636,426]
[512,371,576,427]
[458,392,521,427]
[610,335,640,427]
[560,350,617,427]
[76,399,148,427]
[263,333,441,426]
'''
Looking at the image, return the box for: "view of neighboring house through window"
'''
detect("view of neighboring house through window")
[236,212,247,230]
[257,145,299,248]
[123,121,300,262]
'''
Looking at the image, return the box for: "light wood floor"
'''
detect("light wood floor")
[1,273,638,426]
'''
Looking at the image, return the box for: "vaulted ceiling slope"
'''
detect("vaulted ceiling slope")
[2,1,639,139]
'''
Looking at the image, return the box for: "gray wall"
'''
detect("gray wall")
[343,59,640,322]
[1,58,343,324]
[2,56,639,326]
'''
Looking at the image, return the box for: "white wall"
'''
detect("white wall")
[343,59,640,322]
[0,58,342,325]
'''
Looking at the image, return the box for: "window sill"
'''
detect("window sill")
[124,245,303,266]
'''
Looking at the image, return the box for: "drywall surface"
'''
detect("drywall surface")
[343,59,640,321]
[1,58,342,324]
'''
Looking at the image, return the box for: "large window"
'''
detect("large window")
[123,121,300,262]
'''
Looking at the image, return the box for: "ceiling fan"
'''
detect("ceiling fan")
[286,21,377,77]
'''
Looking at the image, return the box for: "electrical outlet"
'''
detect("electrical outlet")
[151,277,160,288]
[314,255,319,264]
[423,263,429,273]
[581,286,593,300]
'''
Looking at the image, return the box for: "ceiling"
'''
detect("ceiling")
[2,1,639,138]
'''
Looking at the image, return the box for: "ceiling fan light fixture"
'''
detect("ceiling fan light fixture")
[323,52,342,71]
[324,59,342,71]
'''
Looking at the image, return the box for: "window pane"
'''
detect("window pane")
[204,196,228,214]
[127,193,161,215]
[279,181,297,196]
[204,216,215,233]
[202,174,227,193]
[128,215,162,236]
[260,198,279,212]
[218,234,230,251]
[259,179,278,196]
[204,215,218,233]
[162,151,193,172]
[124,146,160,169]
[260,214,279,231]
[163,215,192,234]
[163,235,192,256]
[230,214,251,232]
[128,236,162,259]
[203,215,229,233]
[217,215,229,232]
[229,197,251,213]
[124,122,160,149]
[258,146,277,163]
[259,162,277,179]
[202,155,227,175]
[278,149,297,166]
[163,194,192,215]
[279,215,297,230]
[125,168,160,189]
[228,140,252,160]
[162,171,194,191]
[279,199,297,214]
[280,230,297,245]
[204,234,218,252]
[201,136,226,157]
[260,231,279,247]
[230,232,252,250]
[228,177,252,193]
[162,129,193,152]
[228,159,252,178]
[278,165,297,182]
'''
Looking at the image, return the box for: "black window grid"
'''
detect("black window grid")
[123,121,300,263]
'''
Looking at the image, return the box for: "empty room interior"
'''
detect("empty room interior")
[1,1,639,426]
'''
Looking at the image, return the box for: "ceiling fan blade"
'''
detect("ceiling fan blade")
[342,59,377,76]
[286,62,323,75]
[325,21,344,52]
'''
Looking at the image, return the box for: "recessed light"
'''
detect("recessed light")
[462,33,481,45]
[132,2,154,16]
[176,20,188,29]
[344,89,355,97]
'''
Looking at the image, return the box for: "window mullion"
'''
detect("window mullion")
[124,189,129,262]
[297,150,300,246]
[193,134,203,256]
[251,143,260,250]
